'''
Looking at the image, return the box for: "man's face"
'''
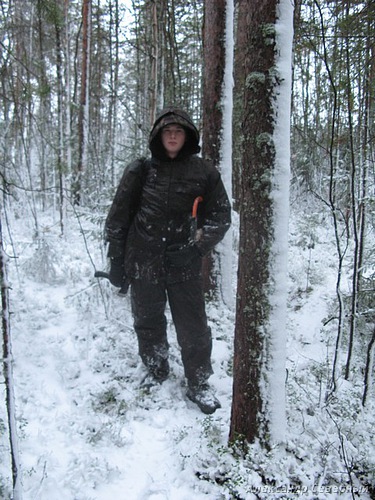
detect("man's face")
[161,124,186,159]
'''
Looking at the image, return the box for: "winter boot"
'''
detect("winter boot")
[140,358,170,389]
[186,383,221,415]
[150,358,170,382]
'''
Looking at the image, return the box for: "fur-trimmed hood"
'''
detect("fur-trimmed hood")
[149,107,201,160]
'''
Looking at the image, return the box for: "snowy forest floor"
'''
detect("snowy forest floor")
[1,197,375,500]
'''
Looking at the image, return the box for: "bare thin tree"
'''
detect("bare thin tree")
[74,0,91,205]
[1,216,23,499]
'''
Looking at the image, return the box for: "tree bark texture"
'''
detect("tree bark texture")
[74,0,91,205]
[202,0,226,293]
[229,0,278,446]
[202,0,226,163]
[149,0,158,125]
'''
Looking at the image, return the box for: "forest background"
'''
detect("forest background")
[1,0,375,499]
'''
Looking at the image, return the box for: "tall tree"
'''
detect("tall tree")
[229,0,293,447]
[149,0,159,124]
[74,0,92,205]
[1,216,22,500]
[202,0,226,164]
[51,0,66,234]
[201,0,233,303]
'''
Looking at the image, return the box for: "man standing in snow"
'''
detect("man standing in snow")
[104,106,231,414]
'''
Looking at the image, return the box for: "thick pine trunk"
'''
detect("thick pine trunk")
[230,0,291,447]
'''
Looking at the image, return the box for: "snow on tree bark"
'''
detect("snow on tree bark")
[229,0,293,447]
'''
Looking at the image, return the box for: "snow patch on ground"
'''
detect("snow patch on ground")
[1,205,374,499]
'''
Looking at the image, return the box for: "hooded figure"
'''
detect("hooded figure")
[149,107,201,159]
[104,106,231,414]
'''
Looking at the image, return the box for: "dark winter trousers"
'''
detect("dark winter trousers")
[130,277,213,387]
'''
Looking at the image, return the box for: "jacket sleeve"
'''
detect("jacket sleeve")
[195,165,231,256]
[104,159,145,258]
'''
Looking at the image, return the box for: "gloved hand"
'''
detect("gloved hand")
[109,256,126,287]
[166,243,201,267]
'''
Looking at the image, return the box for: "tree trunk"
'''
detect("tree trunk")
[55,16,65,235]
[344,0,359,380]
[201,0,226,295]
[64,0,73,194]
[362,325,375,406]
[229,0,292,448]
[108,0,120,187]
[1,217,23,499]
[150,0,158,124]
[74,0,91,205]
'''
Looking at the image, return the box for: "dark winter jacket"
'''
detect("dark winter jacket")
[105,107,231,284]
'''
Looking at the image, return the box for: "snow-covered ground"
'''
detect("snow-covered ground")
[1,201,374,499]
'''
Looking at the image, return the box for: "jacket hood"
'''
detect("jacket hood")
[149,107,201,160]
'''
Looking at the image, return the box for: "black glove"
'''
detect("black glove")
[109,256,126,287]
[166,243,201,267]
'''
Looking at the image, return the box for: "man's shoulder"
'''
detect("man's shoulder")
[191,156,221,179]
[122,157,153,180]
[188,155,215,169]
[126,157,147,172]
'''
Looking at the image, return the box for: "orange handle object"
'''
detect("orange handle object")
[190,196,203,243]
[192,196,203,219]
